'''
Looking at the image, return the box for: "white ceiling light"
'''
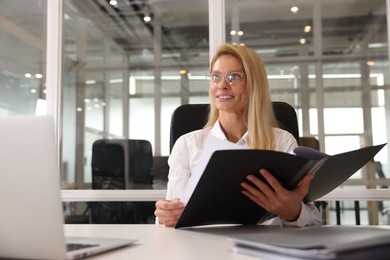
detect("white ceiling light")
[143,15,151,23]
[291,6,298,14]
[143,5,151,23]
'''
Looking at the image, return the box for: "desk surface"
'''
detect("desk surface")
[64,224,276,259]
[64,224,390,259]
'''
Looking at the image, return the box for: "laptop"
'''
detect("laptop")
[0,115,137,260]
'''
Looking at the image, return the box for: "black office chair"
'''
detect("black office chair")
[91,139,154,189]
[299,136,320,150]
[169,101,299,152]
[89,139,155,224]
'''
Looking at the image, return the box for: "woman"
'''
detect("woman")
[155,44,322,227]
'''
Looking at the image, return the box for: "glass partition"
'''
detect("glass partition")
[0,0,47,116]
[2,0,389,226]
[224,0,389,225]
[63,0,209,190]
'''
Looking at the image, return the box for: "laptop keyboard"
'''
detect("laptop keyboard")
[66,243,99,252]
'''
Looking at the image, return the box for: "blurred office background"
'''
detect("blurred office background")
[0,0,389,225]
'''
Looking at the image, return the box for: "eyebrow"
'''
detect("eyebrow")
[211,70,244,73]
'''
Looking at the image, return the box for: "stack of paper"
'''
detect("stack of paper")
[230,226,390,260]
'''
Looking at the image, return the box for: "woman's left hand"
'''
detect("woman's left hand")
[241,168,315,222]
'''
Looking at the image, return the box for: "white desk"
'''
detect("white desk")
[64,224,269,259]
[65,224,390,259]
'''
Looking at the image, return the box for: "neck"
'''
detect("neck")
[218,115,247,143]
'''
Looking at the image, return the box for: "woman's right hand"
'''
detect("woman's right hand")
[154,198,185,227]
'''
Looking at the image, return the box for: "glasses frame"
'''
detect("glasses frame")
[207,71,246,86]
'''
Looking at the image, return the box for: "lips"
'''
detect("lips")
[217,95,234,99]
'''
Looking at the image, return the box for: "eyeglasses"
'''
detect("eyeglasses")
[207,71,246,86]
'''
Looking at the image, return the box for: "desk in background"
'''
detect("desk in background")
[62,189,390,225]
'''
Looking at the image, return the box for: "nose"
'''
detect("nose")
[218,76,230,89]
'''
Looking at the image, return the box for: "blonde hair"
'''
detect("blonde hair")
[205,44,277,150]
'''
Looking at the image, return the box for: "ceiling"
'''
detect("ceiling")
[66,0,387,58]
[0,0,387,84]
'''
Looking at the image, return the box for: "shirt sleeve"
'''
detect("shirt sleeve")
[166,136,191,200]
[270,128,323,227]
[165,128,210,200]
[274,128,298,153]
[264,202,322,227]
[281,202,323,227]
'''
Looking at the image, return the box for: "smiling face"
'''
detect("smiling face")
[209,55,248,116]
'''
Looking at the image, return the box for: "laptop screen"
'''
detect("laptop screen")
[0,115,67,259]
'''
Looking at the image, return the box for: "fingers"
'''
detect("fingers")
[295,173,315,196]
[244,169,315,197]
[155,198,184,210]
[240,169,315,220]
[258,169,284,193]
[154,198,185,227]
[241,182,267,206]
[240,172,274,212]
[242,169,285,199]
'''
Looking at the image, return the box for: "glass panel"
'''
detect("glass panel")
[129,98,154,145]
[161,97,181,156]
[321,0,387,57]
[225,0,314,57]
[324,200,390,225]
[58,0,390,225]
[189,96,211,104]
[62,0,209,195]
[325,135,361,155]
[324,108,364,134]
[188,69,210,93]
[324,91,363,107]
[224,0,389,226]
[322,63,364,88]
[0,0,46,116]
[84,82,104,131]
[372,106,388,163]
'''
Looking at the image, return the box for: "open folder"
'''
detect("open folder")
[175,143,386,229]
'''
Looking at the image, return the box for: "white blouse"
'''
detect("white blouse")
[166,120,322,227]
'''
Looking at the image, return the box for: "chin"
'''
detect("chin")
[215,103,233,111]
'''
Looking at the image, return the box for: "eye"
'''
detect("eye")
[227,73,242,81]
[211,73,222,81]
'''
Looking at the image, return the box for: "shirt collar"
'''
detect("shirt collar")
[210,120,249,146]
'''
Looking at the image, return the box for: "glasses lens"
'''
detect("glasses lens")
[208,72,244,86]
[208,72,222,85]
[226,72,244,84]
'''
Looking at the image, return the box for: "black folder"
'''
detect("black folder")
[175,143,386,229]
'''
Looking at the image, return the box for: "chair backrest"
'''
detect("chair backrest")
[89,139,155,224]
[299,136,320,151]
[169,101,299,152]
[92,139,153,189]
